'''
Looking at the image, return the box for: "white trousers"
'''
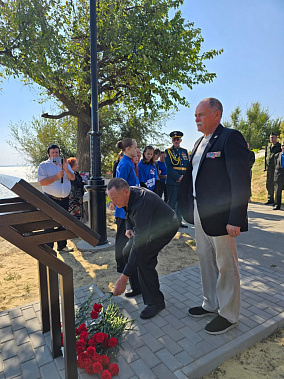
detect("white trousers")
[194,203,240,323]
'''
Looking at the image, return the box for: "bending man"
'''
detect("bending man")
[108,178,179,319]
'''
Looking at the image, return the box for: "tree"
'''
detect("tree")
[0,0,222,169]
[7,107,168,174]
[224,102,282,149]
[7,115,77,177]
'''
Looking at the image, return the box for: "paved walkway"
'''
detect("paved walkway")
[0,203,284,379]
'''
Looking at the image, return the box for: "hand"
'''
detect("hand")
[62,158,69,172]
[56,170,64,179]
[176,175,183,183]
[226,224,241,238]
[125,229,134,239]
[113,274,128,296]
[109,202,115,211]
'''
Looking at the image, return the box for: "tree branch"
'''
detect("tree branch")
[41,111,72,119]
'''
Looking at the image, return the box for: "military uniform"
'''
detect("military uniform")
[165,131,189,225]
[265,141,281,203]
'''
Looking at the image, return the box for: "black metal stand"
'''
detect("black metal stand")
[86,178,107,245]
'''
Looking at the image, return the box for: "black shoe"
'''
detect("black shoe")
[179,223,188,228]
[125,289,142,298]
[205,315,238,335]
[273,206,280,210]
[188,306,217,318]
[264,201,274,205]
[140,302,165,319]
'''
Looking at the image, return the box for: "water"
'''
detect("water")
[0,166,37,199]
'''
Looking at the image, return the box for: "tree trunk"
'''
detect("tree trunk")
[77,118,91,172]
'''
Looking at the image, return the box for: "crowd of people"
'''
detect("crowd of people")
[37,96,283,335]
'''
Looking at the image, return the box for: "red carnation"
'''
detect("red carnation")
[95,332,106,344]
[78,323,88,333]
[85,366,94,375]
[76,345,85,355]
[108,363,119,376]
[100,369,112,379]
[86,346,96,358]
[101,354,110,367]
[88,337,97,347]
[108,337,118,348]
[91,310,99,319]
[93,353,103,363]
[80,331,89,341]
[92,361,103,374]
[93,303,103,312]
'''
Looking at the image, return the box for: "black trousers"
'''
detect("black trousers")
[115,217,140,291]
[44,194,69,250]
[123,219,179,305]
[275,179,284,207]
[155,181,168,202]
[266,168,276,202]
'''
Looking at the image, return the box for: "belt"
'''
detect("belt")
[44,193,68,201]
[173,167,187,171]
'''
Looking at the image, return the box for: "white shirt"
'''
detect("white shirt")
[37,159,73,197]
[191,134,212,197]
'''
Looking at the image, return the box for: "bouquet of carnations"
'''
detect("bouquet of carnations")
[63,294,133,378]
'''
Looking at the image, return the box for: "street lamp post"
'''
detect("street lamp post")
[86,0,107,245]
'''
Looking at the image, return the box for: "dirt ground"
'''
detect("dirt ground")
[0,211,283,378]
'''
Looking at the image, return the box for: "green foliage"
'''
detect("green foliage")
[224,102,282,149]
[7,116,77,167]
[0,0,222,167]
[279,122,284,142]
[7,106,168,174]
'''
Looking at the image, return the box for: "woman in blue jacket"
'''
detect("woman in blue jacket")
[138,146,158,191]
[113,138,140,297]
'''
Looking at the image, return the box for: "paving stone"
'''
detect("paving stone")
[14,328,29,346]
[11,315,26,332]
[3,356,21,378]
[116,356,135,379]
[17,342,35,363]
[140,332,164,353]
[1,339,17,360]
[135,345,161,368]
[156,348,183,371]
[21,358,41,379]
[29,331,46,349]
[152,363,178,379]
[40,362,61,379]
[0,315,11,328]
[129,358,156,379]
[124,330,145,349]
[161,324,184,342]
[25,318,41,334]
[8,308,22,319]
[0,326,13,343]
[157,335,183,355]
[22,307,37,321]
[34,345,53,367]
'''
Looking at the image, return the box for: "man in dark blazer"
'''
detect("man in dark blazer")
[178,98,250,334]
[273,142,284,210]
[108,178,179,319]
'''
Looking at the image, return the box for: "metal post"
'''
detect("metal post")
[86,0,107,245]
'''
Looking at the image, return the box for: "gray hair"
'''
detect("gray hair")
[107,177,130,191]
[207,98,223,117]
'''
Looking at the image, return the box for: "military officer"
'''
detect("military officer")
[165,131,189,228]
[264,133,281,205]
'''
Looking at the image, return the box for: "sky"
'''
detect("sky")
[1,0,284,166]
